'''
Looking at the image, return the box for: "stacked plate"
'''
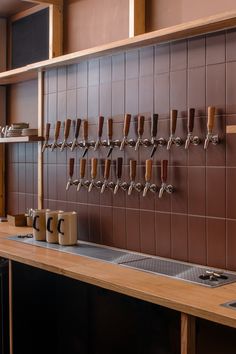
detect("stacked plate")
[11,122,29,129]
[6,122,30,137]
[6,129,22,137]
[22,128,38,137]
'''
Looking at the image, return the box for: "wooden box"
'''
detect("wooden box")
[7,214,27,226]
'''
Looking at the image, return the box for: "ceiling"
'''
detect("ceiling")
[0,0,36,17]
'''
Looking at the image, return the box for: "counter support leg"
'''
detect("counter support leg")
[181,312,196,354]
[9,260,13,354]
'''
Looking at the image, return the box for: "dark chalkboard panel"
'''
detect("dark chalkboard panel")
[11,8,49,69]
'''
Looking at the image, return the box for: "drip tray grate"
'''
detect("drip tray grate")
[120,258,236,287]
[7,235,148,264]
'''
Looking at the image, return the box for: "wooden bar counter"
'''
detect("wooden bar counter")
[0,223,236,332]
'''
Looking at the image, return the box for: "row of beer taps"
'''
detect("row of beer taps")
[66,157,174,198]
[42,106,220,156]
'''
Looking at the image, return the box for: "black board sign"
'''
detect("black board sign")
[11,8,49,69]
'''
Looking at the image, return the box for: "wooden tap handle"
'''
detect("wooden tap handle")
[64,119,72,139]
[75,118,82,139]
[80,158,86,178]
[98,116,104,138]
[161,160,168,183]
[91,158,98,179]
[170,110,178,135]
[151,114,158,137]
[107,118,113,140]
[145,159,152,182]
[45,123,51,140]
[54,121,61,140]
[117,157,123,179]
[83,120,88,140]
[138,115,145,136]
[123,114,131,136]
[130,160,136,180]
[207,106,215,134]
[104,159,111,179]
[69,158,74,178]
[188,108,195,133]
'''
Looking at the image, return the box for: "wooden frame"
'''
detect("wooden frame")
[181,313,196,354]
[226,125,236,134]
[1,10,236,85]
[129,0,145,37]
[9,260,13,354]
[0,19,7,217]
[37,71,44,209]
[22,0,63,58]
[8,0,63,69]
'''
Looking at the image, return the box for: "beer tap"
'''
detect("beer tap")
[77,158,87,191]
[134,115,145,151]
[185,108,200,149]
[42,123,51,152]
[120,114,131,150]
[158,160,174,198]
[71,118,82,152]
[94,116,104,151]
[88,158,98,192]
[143,160,153,197]
[82,120,89,157]
[66,158,75,190]
[114,157,123,195]
[149,113,158,157]
[101,159,111,193]
[167,110,182,150]
[60,118,72,152]
[127,160,137,195]
[51,121,61,151]
[204,106,219,149]
[107,118,114,157]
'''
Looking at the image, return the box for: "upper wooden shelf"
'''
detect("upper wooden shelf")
[0,136,44,143]
[1,10,236,85]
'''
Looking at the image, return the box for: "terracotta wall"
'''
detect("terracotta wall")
[7,80,38,126]
[63,0,236,53]
[63,0,129,53]
[7,28,236,271]
[146,0,236,32]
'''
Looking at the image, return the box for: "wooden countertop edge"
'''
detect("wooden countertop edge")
[0,226,236,328]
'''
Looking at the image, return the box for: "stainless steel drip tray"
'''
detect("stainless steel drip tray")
[120,258,236,288]
[7,235,236,287]
[7,235,148,264]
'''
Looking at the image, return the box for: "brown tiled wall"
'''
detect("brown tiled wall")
[7,29,236,270]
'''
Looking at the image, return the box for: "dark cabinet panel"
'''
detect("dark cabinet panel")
[12,261,180,354]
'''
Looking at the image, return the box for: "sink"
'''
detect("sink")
[8,235,236,287]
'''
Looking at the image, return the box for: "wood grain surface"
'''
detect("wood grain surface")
[0,223,236,329]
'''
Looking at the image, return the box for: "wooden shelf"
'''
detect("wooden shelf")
[0,136,44,143]
[1,10,236,85]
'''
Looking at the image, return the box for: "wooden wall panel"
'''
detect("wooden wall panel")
[7,80,38,127]
[64,0,129,53]
[145,0,236,31]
